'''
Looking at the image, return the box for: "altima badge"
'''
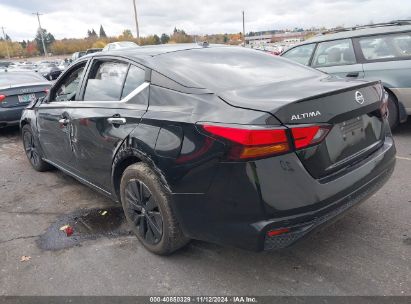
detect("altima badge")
[355,91,365,105]
[291,111,321,121]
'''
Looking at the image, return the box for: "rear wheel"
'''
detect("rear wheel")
[120,163,189,255]
[22,125,51,172]
[386,91,399,130]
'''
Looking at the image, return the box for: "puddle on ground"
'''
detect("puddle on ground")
[37,207,132,250]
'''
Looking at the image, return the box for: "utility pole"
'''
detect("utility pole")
[32,12,47,57]
[132,0,140,41]
[1,26,10,59]
[242,10,246,47]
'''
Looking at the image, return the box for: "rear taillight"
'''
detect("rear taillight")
[0,95,6,102]
[291,125,331,149]
[380,91,389,119]
[201,123,331,160]
[202,124,290,160]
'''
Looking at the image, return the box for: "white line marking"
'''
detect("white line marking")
[396,156,411,161]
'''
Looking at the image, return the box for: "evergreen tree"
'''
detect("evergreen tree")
[99,25,107,38]
[160,33,170,44]
[91,29,98,38]
[35,28,55,55]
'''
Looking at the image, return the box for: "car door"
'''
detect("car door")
[354,32,411,112]
[66,57,149,192]
[36,60,88,171]
[311,38,365,79]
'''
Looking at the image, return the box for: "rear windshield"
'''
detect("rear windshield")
[0,72,46,86]
[154,47,322,91]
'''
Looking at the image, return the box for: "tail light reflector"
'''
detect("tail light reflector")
[380,91,389,119]
[291,126,330,149]
[201,123,331,160]
[267,228,290,237]
[202,124,290,160]
[0,95,6,102]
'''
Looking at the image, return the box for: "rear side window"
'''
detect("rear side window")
[312,39,356,67]
[121,65,146,98]
[282,44,315,66]
[54,63,86,102]
[83,61,128,101]
[358,32,411,61]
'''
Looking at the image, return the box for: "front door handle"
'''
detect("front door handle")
[58,118,70,126]
[346,72,359,78]
[107,117,126,125]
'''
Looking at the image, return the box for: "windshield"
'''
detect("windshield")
[0,72,47,86]
[154,47,322,91]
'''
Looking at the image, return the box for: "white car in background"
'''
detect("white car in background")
[102,41,139,52]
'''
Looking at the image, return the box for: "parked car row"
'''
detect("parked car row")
[71,41,139,61]
[2,60,70,80]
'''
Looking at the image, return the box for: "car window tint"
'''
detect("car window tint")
[282,44,315,65]
[359,33,411,61]
[54,63,86,102]
[312,39,356,67]
[83,61,128,101]
[121,65,145,98]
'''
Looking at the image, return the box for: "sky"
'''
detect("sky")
[0,0,410,41]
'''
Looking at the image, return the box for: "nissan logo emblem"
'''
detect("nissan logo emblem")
[355,91,365,105]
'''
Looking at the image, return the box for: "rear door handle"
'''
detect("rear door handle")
[58,118,70,126]
[107,117,126,125]
[346,72,359,78]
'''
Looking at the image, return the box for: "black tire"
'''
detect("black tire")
[120,163,189,255]
[22,124,51,172]
[387,91,399,130]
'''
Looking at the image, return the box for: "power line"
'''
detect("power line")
[32,12,48,57]
[132,0,140,41]
[1,26,10,59]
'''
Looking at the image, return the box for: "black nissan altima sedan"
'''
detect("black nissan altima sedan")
[20,44,396,255]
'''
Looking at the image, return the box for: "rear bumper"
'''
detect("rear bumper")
[262,162,394,250]
[171,133,396,251]
[0,106,24,127]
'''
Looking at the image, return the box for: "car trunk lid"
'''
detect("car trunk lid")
[219,77,385,179]
[0,83,50,108]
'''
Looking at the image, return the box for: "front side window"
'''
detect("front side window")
[358,32,411,61]
[53,63,86,102]
[312,39,356,67]
[83,61,128,101]
[121,65,146,98]
[282,44,315,66]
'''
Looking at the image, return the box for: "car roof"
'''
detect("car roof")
[84,43,224,66]
[300,24,411,45]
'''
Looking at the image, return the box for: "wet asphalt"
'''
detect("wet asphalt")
[0,123,410,296]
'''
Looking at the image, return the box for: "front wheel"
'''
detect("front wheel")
[22,125,51,172]
[120,163,189,255]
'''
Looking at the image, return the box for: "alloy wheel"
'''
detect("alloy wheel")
[124,179,163,245]
[23,131,40,167]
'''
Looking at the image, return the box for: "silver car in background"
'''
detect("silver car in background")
[282,20,411,129]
